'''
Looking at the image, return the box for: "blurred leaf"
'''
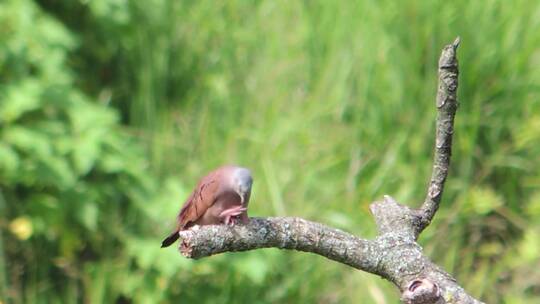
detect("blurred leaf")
[3,126,52,158]
[154,248,193,277]
[232,252,275,285]
[78,203,99,232]
[479,242,503,257]
[518,229,540,262]
[35,155,76,188]
[0,143,19,174]
[127,237,191,276]
[515,115,540,150]
[525,192,540,217]
[0,79,42,123]
[463,187,504,215]
[143,177,187,220]
[71,134,101,175]
[88,0,131,25]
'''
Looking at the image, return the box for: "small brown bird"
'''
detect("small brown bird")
[161,165,253,248]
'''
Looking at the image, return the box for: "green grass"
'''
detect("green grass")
[123,1,540,302]
[2,0,540,303]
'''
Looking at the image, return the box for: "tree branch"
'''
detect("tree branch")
[419,37,461,233]
[180,217,380,273]
[176,38,483,303]
[180,206,481,303]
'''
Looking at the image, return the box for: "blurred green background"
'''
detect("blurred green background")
[1,0,539,303]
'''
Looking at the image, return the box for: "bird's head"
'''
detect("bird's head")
[232,167,253,204]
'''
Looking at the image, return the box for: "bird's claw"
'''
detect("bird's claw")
[220,206,247,226]
[224,215,241,226]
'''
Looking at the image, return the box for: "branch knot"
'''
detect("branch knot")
[401,279,443,304]
[370,195,422,239]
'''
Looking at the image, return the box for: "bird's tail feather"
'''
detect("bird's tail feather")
[161,230,180,248]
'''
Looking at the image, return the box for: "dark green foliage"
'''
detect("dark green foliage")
[0,1,186,303]
[1,0,540,303]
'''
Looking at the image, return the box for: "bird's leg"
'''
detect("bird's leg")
[219,206,247,225]
[221,208,246,225]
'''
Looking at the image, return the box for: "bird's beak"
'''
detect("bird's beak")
[237,190,244,204]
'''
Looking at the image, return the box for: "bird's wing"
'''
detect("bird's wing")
[177,173,220,229]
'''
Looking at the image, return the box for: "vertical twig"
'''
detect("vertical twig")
[418,37,460,233]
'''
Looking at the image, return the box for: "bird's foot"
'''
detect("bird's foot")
[219,206,247,226]
[227,214,249,226]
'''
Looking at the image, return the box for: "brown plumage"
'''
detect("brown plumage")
[161,165,253,248]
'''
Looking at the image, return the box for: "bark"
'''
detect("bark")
[418,37,461,234]
[177,38,483,304]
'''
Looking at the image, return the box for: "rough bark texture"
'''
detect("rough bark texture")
[418,37,461,234]
[180,217,379,272]
[176,38,483,303]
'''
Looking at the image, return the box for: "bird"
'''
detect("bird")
[161,165,253,248]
